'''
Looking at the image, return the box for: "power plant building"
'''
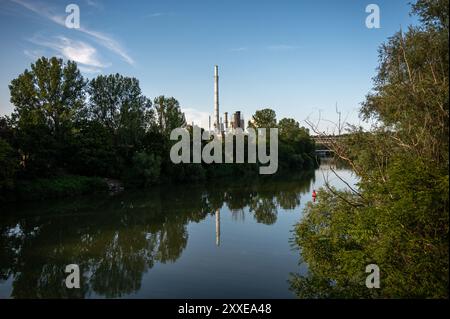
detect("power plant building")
[211,65,245,134]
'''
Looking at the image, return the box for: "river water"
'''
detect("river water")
[0,160,356,298]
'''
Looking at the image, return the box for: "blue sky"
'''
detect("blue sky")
[0,0,417,132]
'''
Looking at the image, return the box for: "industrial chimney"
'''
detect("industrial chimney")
[224,112,228,129]
[214,65,219,133]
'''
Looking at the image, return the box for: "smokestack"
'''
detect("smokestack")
[224,112,228,129]
[234,111,241,129]
[214,65,219,133]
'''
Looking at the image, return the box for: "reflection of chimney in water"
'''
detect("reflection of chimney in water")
[215,208,220,247]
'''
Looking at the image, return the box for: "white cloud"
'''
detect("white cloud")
[11,0,134,65]
[182,108,211,129]
[78,28,134,65]
[28,35,109,72]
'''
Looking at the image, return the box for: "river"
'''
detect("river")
[0,159,357,298]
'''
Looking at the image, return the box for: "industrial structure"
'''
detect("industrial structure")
[214,65,220,132]
[211,65,245,135]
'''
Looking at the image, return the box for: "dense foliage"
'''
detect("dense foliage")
[291,0,449,298]
[0,58,316,201]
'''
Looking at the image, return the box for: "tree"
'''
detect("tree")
[9,57,86,175]
[292,0,449,298]
[70,120,116,177]
[278,117,316,170]
[0,138,18,196]
[88,74,154,132]
[87,74,154,168]
[88,73,153,141]
[0,116,14,145]
[278,118,300,140]
[248,108,277,129]
[153,95,186,135]
[123,151,162,187]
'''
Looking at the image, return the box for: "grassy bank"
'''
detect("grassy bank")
[7,175,109,202]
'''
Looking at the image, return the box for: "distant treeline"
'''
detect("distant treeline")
[0,59,316,201]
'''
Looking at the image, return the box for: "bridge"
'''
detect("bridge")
[311,135,345,148]
[311,135,346,157]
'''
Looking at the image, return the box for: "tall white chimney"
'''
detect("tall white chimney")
[214,65,219,133]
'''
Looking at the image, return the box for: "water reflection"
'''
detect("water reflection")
[0,171,317,298]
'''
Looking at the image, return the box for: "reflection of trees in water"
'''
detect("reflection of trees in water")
[221,171,314,225]
[0,171,314,298]
[318,157,351,171]
[0,189,203,298]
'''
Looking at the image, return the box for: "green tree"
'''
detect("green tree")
[248,108,277,129]
[123,151,162,187]
[278,118,300,140]
[71,120,116,177]
[88,73,153,146]
[292,0,449,298]
[278,117,316,170]
[153,95,186,135]
[87,74,154,173]
[9,57,86,175]
[0,138,18,196]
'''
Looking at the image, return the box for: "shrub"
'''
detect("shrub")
[14,175,108,201]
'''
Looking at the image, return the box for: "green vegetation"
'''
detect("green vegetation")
[14,175,108,201]
[0,138,18,201]
[291,0,449,298]
[0,58,316,202]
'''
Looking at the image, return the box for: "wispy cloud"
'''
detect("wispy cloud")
[28,35,109,73]
[11,0,65,24]
[78,28,134,65]
[23,49,45,60]
[144,12,176,18]
[11,0,134,65]
[85,0,103,10]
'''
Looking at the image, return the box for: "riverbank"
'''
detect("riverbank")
[0,166,319,204]
[1,175,109,203]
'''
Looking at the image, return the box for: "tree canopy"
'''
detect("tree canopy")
[2,59,317,199]
[292,0,449,298]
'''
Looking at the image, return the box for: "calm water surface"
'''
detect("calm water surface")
[0,161,356,298]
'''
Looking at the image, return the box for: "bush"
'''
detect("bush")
[14,175,108,201]
[0,138,18,197]
[123,152,161,187]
